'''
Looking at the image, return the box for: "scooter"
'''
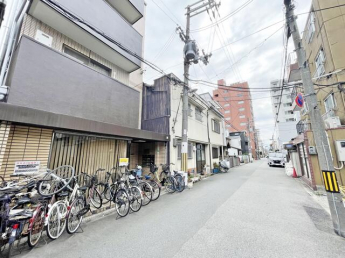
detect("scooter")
[219,160,230,173]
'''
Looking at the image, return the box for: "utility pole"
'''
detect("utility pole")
[247,118,253,162]
[178,0,217,172]
[284,0,345,237]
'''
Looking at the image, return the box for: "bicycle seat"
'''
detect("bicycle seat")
[78,186,88,192]
[57,191,69,197]
[9,209,33,219]
[145,175,151,180]
[16,196,32,206]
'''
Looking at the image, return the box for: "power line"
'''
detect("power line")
[210,25,285,80]
[150,0,180,26]
[190,0,254,33]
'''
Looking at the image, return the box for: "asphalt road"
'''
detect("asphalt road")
[14,160,345,258]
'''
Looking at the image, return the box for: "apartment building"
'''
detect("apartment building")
[287,0,345,190]
[270,79,298,150]
[141,74,225,174]
[0,0,168,180]
[213,80,257,159]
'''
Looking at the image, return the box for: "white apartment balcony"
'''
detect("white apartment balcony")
[29,0,142,72]
[105,0,144,24]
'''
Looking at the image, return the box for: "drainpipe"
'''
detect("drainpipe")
[0,0,21,66]
[206,109,212,171]
[0,0,29,87]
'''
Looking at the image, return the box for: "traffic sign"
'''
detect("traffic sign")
[295,93,304,108]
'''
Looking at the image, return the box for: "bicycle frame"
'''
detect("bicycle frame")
[45,179,80,227]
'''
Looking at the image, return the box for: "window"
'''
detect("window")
[240,122,247,126]
[177,142,193,159]
[239,108,245,111]
[63,45,112,76]
[64,46,89,65]
[226,125,231,128]
[315,49,325,77]
[214,94,219,97]
[224,97,229,101]
[307,12,316,43]
[283,103,292,107]
[238,101,244,104]
[237,93,243,97]
[286,118,295,122]
[225,118,231,120]
[239,115,245,119]
[224,90,229,93]
[188,104,193,117]
[284,89,290,93]
[90,59,112,76]
[195,107,203,121]
[324,93,336,113]
[225,110,230,114]
[224,104,230,107]
[212,119,220,134]
[188,143,193,159]
[212,147,219,159]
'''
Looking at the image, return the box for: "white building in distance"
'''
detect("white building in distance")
[270,79,299,151]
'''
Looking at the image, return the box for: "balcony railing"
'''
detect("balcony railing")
[296,120,311,134]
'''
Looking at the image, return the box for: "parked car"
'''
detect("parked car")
[267,152,286,167]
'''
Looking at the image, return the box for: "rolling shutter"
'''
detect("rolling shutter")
[0,122,53,180]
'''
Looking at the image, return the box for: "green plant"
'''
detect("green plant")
[213,162,219,169]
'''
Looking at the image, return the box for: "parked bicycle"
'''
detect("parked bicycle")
[0,180,38,257]
[131,165,161,201]
[125,167,152,206]
[160,163,186,193]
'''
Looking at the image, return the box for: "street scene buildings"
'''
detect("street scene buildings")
[0,0,345,257]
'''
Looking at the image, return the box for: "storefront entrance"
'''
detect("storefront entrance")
[196,144,206,173]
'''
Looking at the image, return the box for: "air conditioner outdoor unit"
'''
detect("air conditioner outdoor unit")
[324,116,341,129]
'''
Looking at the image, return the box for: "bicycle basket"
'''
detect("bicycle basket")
[91,174,98,185]
[161,164,169,172]
[150,164,157,173]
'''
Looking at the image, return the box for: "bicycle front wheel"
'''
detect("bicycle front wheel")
[149,181,161,201]
[90,187,102,209]
[165,176,176,193]
[66,197,84,234]
[38,166,75,196]
[28,207,45,247]
[47,202,67,240]
[113,189,130,217]
[98,184,110,204]
[138,182,152,206]
[174,174,185,192]
[129,186,142,212]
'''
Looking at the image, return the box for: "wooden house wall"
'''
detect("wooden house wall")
[141,76,171,135]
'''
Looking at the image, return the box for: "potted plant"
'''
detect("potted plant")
[213,162,219,174]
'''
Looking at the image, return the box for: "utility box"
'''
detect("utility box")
[308,146,317,155]
[334,140,345,162]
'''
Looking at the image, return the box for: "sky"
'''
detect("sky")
[143,0,312,146]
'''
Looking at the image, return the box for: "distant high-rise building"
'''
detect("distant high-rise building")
[213,80,257,159]
[270,79,299,150]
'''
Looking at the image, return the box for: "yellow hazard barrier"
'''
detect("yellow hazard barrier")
[322,171,340,193]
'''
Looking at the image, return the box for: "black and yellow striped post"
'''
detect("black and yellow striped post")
[322,170,340,193]
[181,153,188,173]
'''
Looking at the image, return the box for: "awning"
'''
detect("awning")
[291,133,304,145]
[0,103,169,142]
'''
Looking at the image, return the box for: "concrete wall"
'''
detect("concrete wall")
[7,36,140,129]
[20,15,130,86]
